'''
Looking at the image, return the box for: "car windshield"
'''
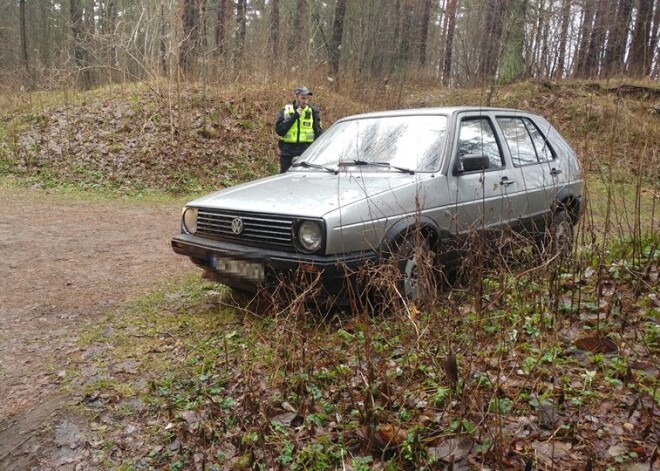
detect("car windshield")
[296,115,448,172]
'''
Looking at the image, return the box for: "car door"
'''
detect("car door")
[447,114,514,234]
[495,114,558,234]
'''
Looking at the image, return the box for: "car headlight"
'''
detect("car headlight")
[182,207,198,233]
[298,220,323,252]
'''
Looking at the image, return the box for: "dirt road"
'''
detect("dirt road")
[0,185,194,469]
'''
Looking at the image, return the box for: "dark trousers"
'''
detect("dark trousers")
[279,155,297,173]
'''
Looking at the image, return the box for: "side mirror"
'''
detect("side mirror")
[460,153,490,173]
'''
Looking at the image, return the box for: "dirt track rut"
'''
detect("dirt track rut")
[0,185,193,469]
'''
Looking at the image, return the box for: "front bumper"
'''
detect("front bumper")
[171,234,379,296]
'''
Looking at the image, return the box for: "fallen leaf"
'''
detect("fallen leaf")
[574,336,618,353]
[532,440,572,466]
[428,437,474,463]
[607,444,627,457]
[271,412,303,427]
[376,423,407,447]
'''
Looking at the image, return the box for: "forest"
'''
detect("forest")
[0,0,658,92]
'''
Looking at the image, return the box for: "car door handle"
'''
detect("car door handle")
[500,176,515,186]
[550,168,562,176]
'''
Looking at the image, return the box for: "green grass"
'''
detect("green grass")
[0,174,204,205]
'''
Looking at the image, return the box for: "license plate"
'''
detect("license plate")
[212,256,265,282]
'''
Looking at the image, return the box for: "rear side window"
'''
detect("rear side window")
[497,117,556,166]
[457,118,504,170]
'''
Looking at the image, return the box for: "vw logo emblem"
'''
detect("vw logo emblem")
[231,218,244,235]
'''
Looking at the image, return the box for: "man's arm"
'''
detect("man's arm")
[275,106,299,137]
[312,106,323,137]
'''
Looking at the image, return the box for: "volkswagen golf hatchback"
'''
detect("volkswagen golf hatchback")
[172,107,584,302]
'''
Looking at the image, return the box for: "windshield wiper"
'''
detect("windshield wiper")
[291,161,338,174]
[337,160,415,175]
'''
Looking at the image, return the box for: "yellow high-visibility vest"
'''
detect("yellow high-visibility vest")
[280,104,315,143]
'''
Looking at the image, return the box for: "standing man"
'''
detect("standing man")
[275,86,323,173]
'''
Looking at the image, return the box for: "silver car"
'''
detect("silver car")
[172,107,584,302]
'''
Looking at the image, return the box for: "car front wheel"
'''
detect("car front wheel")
[393,233,435,304]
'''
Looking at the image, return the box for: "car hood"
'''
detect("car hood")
[187,172,418,217]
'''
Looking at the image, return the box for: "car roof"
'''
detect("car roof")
[337,106,538,122]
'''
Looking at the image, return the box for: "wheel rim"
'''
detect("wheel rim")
[553,217,573,261]
[402,253,420,300]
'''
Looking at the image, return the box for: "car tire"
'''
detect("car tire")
[543,210,574,264]
[393,233,434,304]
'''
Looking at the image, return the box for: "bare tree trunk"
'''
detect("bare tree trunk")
[419,0,432,66]
[269,0,280,62]
[289,0,307,56]
[442,0,458,86]
[180,0,207,76]
[399,0,414,68]
[236,0,247,65]
[71,0,92,89]
[161,2,168,75]
[584,0,608,77]
[602,0,633,77]
[215,0,232,59]
[478,0,509,85]
[100,0,118,83]
[627,0,653,77]
[574,0,597,77]
[554,0,571,78]
[180,0,198,74]
[499,0,528,84]
[330,0,347,77]
[650,0,660,77]
[37,0,52,69]
[528,0,545,77]
[19,0,30,87]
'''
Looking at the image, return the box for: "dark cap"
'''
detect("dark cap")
[294,86,313,96]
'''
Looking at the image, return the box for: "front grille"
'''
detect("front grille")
[196,209,295,250]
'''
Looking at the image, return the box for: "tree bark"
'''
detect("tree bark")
[574,0,597,77]
[627,0,653,77]
[330,0,347,77]
[215,0,232,58]
[160,3,167,74]
[180,0,199,74]
[442,0,458,86]
[19,0,30,86]
[289,0,307,55]
[650,0,660,77]
[399,0,414,67]
[554,0,571,78]
[269,0,280,61]
[180,0,207,75]
[71,0,92,89]
[478,0,509,84]
[236,0,247,64]
[584,0,608,78]
[499,0,528,84]
[602,0,633,77]
[419,0,432,66]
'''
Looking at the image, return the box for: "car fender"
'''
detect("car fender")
[553,185,584,222]
[379,215,441,255]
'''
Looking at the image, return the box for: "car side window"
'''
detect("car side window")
[497,117,556,166]
[526,120,555,162]
[457,118,503,170]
